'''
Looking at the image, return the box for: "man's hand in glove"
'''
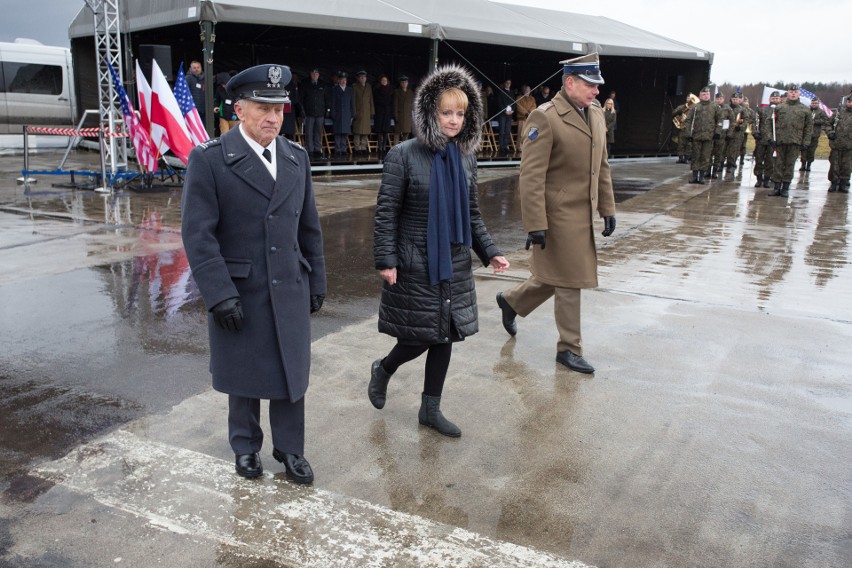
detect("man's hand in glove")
[602,216,616,237]
[212,297,244,332]
[310,295,325,314]
[713,133,721,140]
[525,230,546,250]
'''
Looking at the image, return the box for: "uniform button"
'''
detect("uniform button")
[296,277,302,283]
[268,214,275,219]
[445,299,450,303]
[294,209,300,216]
[293,244,298,251]
[272,279,279,285]
[444,337,449,341]
[270,246,277,252]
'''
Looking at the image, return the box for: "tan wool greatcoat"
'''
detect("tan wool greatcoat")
[518,87,616,288]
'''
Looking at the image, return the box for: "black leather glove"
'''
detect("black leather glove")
[800,144,808,152]
[212,297,244,332]
[525,230,546,250]
[734,125,741,132]
[713,133,721,140]
[827,132,836,140]
[602,216,616,237]
[310,294,325,314]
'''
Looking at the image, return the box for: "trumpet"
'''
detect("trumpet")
[673,93,700,129]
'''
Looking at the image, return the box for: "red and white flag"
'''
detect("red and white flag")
[150,60,194,164]
[174,62,209,145]
[105,59,157,172]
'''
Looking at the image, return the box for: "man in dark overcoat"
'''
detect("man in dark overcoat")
[495,53,616,374]
[181,64,326,484]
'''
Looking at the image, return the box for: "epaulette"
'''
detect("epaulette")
[285,138,307,154]
[199,138,221,150]
[539,101,555,112]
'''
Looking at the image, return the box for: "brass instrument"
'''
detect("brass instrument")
[673,93,700,129]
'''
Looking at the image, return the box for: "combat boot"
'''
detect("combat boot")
[754,175,763,188]
[805,161,812,172]
[780,182,790,197]
[828,180,838,192]
[840,182,850,194]
[763,178,772,188]
[768,181,782,196]
[739,155,745,167]
[710,166,718,179]
[689,170,699,184]
[696,170,706,185]
[724,165,735,181]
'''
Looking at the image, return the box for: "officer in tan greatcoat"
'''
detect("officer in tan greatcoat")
[496,53,616,374]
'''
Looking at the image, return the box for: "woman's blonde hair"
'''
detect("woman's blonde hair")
[604,98,615,111]
[439,87,469,111]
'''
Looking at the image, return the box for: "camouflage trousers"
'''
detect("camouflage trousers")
[828,148,852,182]
[802,134,821,164]
[711,137,727,169]
[676,129,690,156]
[753,143,775,178]
[773,144,799,183]
[725,133,746,166]
[690,139,713,172]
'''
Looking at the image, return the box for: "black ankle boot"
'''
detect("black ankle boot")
[769,181,781,196]
[368,359,393,409]
[763,178,772,188]
[689,170,699,184]
[754,175,763,187]
[828,181,838,192]
[418,394,461,437]
[839,182,850,194]
[780,182,790,197]
[697,170,706,184]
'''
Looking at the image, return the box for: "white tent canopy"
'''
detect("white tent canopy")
[69,0,711,62]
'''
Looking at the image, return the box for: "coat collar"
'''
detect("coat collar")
[553,88,591,138]
[219,129,300,203]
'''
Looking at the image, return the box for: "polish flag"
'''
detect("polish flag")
[150,60,194,164]
[135,60,158,153]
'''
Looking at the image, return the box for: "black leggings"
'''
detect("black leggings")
[380,342,453,397]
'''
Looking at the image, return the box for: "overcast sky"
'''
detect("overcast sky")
[3,0,849,86]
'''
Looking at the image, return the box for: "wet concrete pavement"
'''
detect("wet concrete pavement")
[0,150,850,567]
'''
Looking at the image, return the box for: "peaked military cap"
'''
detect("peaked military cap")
[561,52,604,84]
[398,75,409,81]
[786,83,800,91]
[700,86,712,93]
[356,70,367,76]
[714,92,725,99]
[338,71,348,79]
[770,90,781,97]
[227,64,292,103]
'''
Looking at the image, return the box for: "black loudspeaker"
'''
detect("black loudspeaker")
[138,44,172,82]
[667,74,685,96]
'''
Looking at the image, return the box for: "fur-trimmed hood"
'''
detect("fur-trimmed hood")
[413,64,483,156]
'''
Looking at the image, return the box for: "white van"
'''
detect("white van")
[0,39,77,135]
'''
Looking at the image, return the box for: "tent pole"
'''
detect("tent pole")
[428,38,439,73]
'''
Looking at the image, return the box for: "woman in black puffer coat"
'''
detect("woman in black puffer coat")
[369,64,510,437]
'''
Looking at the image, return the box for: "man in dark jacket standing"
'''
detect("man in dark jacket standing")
[301,68,330,158]
[181,64,326,484]
[496,53,616,374]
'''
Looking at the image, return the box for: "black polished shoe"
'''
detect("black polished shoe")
[496,292,517,336]
[556,350,595,374]
[273,449,314,484]
[235,453,263,478]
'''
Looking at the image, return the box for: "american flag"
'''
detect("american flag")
[799,87,833,118]
[105,59,158,172]
[174,63,209,145]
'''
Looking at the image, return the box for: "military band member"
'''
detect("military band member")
[672,95,692,163]
[753,91,781,188]
[800,97,830,171]
[723,91,748,179]
[685,86,723,184]
[710,92,733,178]
[770,84,813,197]
[826,93,852,193]
[739,96,757,167]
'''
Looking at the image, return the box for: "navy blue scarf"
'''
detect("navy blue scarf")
[427,141,472,286]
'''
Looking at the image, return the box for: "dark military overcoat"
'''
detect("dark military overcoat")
[181,128,326,401]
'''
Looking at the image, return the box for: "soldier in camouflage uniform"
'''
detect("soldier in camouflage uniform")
[685,87,723,184]
[723,91,749,179]
[739,97,757,166]
[710,92,733,178]
[672,95,692,163]
[826,94,852,193]
[770,84,813,197]
[753,91,781,188]
[800,97,830,171]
